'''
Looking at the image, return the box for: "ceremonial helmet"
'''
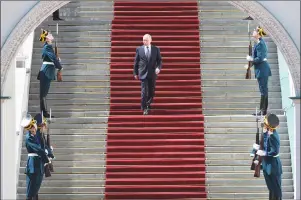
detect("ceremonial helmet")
[39,29,49,42]
[34,112,47,129]
[263,113,280,131]
[255,26,267,37]
[20,114,37,130]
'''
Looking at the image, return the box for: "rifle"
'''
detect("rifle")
[55,23,63,82]
[42,131,52,177]
[245,40,252,79]
[46,108,54,172]
[250,109,264,177]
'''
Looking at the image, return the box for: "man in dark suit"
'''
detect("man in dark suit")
[133,34,162,115]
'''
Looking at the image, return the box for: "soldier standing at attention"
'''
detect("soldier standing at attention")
[38,29,63,118]
[21,114,51,200]
[246,26,272,116]
[253,113,282,200]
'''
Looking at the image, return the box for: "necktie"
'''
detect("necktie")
[146,46,150,60]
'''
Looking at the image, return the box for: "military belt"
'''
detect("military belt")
[43,62,54,65]
[28,153,38,157]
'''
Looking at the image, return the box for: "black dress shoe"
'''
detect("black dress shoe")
[53,17,64,21]
[143,109,149,115]
[43,112,54,118]
[252,110,267,116]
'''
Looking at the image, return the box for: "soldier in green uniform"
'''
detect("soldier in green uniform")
[21,114,51,200]
[246,26,272,116]
[253,113,282,200]
[38,29,63,118]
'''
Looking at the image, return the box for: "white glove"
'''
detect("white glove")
[253,160,259,165]
[246,55,253,61]
[45,149,48,155]
[256,150,267,156]
[253,143,260,151]
[244,64,249,69]
[50,146,53,151]
[155,68,160,75]
[268,131,273,135]
[58,57,61,62]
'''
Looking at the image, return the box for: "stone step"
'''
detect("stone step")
[205,152,290,160]
[19,158,291,167]
[17,194,104,200]
[18,180,105,187]
[21,154,106,161]
[207,192,293,199]
[204,115,287,122]
[206,159,291,166]
[200,35,274,41]
[19,165,291,174]
[20,159,106,167]
[28,79,280,88]
[28,85,281,93]
[204,121,287,128]
[207,165,291,172]
[205,139,290,146]
[206,172,292,179]
[17,186,105,194]
[18,172,292,181]
[29,91,281,100]
[62,1,113,7]
[203,110,284,115]
[27,101,282,110]
[199,11,247,17]
[28,111,110,118]
[200,46,277,53]
[18,178,293,187]
[205,126,287,134]
[199,63,279,70]
[205,146,290,153]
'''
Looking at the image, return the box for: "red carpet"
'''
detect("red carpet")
[105,1,206,199]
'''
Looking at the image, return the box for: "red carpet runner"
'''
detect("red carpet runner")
[105,1,206,199]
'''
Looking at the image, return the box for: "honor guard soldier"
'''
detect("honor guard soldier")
[38,29,63,118]
[21,114,51,200]
[246,26,272,116]
[253,113,282,200]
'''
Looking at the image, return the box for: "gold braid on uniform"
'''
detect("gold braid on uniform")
[256,26,267,37]
[39,29,49,42]
[24,119,37,130]
[263,116,278,131]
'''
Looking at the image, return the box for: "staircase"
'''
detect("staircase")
[198,1,294,199]
[105,1,206,199]
[16,1,294,200]
[17,1,113,199]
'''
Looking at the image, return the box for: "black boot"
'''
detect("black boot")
[269,191,273,200]
[53,10,64,21]
[252,96,264,116]
[40,97,54,118]
[34,194,38,200]
[262,95,268,115]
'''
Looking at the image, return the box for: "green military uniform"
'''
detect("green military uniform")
[21,114,50,200]
[256,113,282,200]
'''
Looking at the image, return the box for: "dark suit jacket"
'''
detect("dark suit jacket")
[133,45,162,80]
[253,38,272,78]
